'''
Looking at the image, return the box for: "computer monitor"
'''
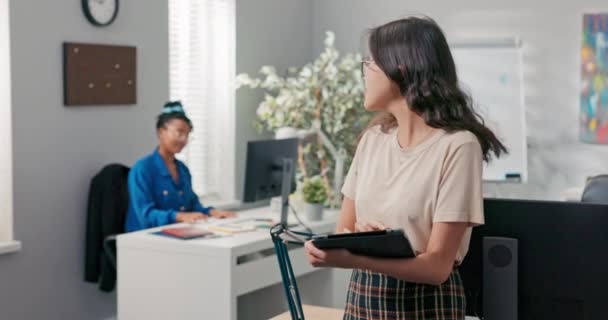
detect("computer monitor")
[460,198,608,320]
[243,138,298,225]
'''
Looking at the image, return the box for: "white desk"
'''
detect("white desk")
[117,206,339,320]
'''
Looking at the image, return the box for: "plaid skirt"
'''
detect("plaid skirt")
[343,268,466,320]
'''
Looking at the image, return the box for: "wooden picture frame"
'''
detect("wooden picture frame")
[63,42,136,106]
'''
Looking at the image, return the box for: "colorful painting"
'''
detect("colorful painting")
[581,14,608,144]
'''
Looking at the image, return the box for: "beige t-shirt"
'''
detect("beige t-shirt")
[341,125,484,263]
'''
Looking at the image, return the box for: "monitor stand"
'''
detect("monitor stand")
[280,158,294,227]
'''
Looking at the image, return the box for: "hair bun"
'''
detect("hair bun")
[162,101,185,114]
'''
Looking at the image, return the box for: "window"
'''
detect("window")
[0,0,19,254]
[169,0,236,204]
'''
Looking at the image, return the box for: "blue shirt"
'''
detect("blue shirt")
[125,148,213,232]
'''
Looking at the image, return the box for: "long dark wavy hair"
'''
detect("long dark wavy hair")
[365,17,507,162]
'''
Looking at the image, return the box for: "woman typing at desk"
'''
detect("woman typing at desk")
[125,101,236,232]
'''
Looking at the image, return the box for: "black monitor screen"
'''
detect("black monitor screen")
[243,138,298,203]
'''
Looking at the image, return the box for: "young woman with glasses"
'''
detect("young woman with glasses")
[305,17,507,319]
[124,101,236,232]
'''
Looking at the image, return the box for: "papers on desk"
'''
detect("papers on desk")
[155,227,218,240]
[151,218,280,239]
[207,218,277,234]
[207,224,256,234]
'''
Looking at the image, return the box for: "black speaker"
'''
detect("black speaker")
[483,237,518,320]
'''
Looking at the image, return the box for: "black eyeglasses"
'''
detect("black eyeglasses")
[360,59,375,76]
[164,125,192,141]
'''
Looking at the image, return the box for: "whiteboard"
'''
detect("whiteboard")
[450,40,527,182]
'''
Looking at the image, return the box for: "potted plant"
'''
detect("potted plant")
[301,177,328,221]
[236,31,371,207]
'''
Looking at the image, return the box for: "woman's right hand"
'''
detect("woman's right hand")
[353,220,386,232]
[175,212,207,223]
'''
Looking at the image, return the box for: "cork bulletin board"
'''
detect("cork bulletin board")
[63,42,136,106]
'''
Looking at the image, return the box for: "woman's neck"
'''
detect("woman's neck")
[389,100,435,149]
[158,146,175,165]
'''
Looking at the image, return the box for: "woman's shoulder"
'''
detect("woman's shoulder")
[440,129,479,147]
[365,124,388,136]
[359,124,391,144]
[436,130,482,159]
[129,152,158,176]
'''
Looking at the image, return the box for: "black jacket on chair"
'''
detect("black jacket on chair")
[85,163,130,292]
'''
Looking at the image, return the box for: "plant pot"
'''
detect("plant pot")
[304,202,324,221]
[275,127,297,139]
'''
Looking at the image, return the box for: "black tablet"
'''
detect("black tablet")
[312,229,415,258]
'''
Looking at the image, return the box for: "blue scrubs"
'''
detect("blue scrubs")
[125,148,213,232]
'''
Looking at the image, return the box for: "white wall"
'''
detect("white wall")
[0,0,13,243]
[0,0,168,319]
[313,0,608,200]
[235,0,315,200]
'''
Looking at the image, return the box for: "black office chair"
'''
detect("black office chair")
[101,165,130,268]
[85,163,130,292]
[581,175,608,204]
[103,235,119,268]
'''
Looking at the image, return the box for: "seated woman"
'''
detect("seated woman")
[125,101,236,232]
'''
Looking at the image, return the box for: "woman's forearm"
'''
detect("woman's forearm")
[335,197,356,233]
[350,252,454,285]
[335,216,355,233]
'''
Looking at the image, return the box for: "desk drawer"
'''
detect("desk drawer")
[233,246,316,296]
